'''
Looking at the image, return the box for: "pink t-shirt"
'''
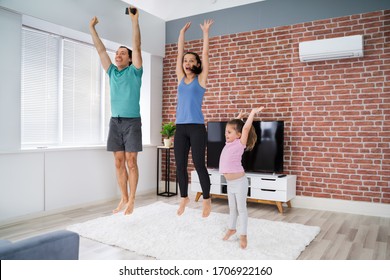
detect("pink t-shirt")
[219,138,245,174]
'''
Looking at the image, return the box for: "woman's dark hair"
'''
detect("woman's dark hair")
[183,52,202,74]
[119,46,132,66]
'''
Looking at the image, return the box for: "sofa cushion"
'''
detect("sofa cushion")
[0,240,12,246]
[0,230,79,260]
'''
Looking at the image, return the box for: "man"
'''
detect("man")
[89,7,143,215]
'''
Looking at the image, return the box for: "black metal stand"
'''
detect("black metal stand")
[157,146,178,197]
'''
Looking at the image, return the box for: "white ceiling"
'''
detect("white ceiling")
[121,0,266,21]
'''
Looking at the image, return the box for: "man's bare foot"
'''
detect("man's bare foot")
[239,235,247,249]
[202,198,211,218]
[223,229,236,241]
[177,197,190,216]
[124,198,135,215]
[113,198,128,214]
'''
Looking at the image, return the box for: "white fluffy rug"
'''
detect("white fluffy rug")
[67,202,320,260]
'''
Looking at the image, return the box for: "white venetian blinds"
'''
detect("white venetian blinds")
[21,28,60,146]
[62,39,101,145]
[21,27,113,148]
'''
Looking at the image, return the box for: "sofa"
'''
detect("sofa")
[0,230,79,260]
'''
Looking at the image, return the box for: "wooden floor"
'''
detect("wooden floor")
[0,192,389,260]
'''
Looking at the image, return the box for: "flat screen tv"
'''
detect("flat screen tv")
[207,121,284,174]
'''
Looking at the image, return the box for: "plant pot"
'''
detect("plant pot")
[164,138,172,148]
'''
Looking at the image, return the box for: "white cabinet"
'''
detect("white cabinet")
[191,169,296,213]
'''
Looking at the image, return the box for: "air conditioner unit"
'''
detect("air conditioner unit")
[299,35,363,62]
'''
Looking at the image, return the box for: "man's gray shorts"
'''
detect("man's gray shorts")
[107,117,142,152]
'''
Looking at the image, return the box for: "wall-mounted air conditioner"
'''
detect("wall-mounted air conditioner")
[299,35,363,62]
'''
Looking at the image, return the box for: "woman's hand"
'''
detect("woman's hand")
[180,22,191,34]
[200,19,214,33]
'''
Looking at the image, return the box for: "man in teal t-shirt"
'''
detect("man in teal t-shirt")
[89,6,143,215]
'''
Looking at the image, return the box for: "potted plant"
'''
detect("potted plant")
[160,122,176,147]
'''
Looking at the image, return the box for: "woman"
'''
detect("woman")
[174,20,214,218]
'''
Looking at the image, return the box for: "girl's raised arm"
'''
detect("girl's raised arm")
[240,107,264,146]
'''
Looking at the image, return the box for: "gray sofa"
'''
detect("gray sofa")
[0,230,79,260]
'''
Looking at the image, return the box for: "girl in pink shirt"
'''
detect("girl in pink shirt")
[219,106,264,249]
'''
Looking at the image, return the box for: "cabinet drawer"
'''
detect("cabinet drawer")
[250,188,287,202]
[210,184,222,194]
[191,182,202,192]
[250,177,286,191]
[191,170,222,184]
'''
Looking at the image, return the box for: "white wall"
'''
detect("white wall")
[0,152,44,221]
[0,8,21,152]
[0,147,157,223]
[149,55,164,145]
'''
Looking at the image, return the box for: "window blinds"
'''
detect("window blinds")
[21,28,113,148]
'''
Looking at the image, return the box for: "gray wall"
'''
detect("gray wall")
[166,0,390,44]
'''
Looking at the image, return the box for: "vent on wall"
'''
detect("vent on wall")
[299,35,363,62]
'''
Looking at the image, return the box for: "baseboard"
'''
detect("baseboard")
[291,196,390,218]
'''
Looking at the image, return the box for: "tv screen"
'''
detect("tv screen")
[207,121,284,173]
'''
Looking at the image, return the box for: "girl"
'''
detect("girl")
[219,107,264,248]
[174,20,214,217]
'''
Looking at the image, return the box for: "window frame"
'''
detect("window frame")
[20,25,115,150]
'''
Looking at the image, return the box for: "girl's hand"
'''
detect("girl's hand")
[236,110,246,119]
[200,19,214,32]
[180,22,191,33]
[252,106,265,114]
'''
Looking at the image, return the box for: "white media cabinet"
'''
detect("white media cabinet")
[191,169,296,213]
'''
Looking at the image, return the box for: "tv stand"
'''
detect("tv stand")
[191,169,296,214]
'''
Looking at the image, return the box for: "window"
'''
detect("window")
[21,27,113,148]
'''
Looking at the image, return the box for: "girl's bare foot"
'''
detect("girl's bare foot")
[113,198,128,214]
[239,235,247,249]
[202,198,211,217]
[177,197,190,215]
[223,229,236,241]
[124,198,135,215]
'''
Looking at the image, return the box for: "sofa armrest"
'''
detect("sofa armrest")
[0,230,79,260]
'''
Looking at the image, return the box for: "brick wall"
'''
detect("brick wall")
[162,10,390,204]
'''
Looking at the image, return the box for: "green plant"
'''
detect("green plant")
[160,122,176,139]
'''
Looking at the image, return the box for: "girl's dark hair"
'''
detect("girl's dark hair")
[183,52,202,74]
[227,119,257,151]
[119,46,132,66]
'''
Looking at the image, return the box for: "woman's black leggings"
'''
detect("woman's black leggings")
[174,124,210,199]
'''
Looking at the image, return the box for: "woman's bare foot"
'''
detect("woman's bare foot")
[223,229,236,241]
[177,197,190,216]
[113,198,128,214]
[124,198,135,215]
[202,198,211,218]
[239,235,247,249]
